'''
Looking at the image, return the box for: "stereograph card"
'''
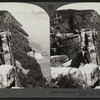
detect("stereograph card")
[0,1,99,99]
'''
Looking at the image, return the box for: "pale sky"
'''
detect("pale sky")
[0,2,45,13]
[57,2,100,15]
[0,2,49,54]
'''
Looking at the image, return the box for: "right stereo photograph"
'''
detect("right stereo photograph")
[50,3,100,89]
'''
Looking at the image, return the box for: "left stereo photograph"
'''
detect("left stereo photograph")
[0,3,50,88]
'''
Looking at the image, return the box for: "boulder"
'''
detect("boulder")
[62,60,72,67]
[0,65,15,88]
[51,55,69,67]
[79,63,99,86]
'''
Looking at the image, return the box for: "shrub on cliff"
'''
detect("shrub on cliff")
[17,69,49,88]
[11,28,48,88]
[50,55,68,67]
[51,74,90,88]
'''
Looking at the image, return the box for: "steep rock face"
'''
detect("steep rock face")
[79,64,99,86]
[0,65,15,88]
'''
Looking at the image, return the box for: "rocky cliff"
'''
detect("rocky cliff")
[51,9,100,32]
[50,9,100,64]
[50,9,100,88]
[0,11,48,88]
